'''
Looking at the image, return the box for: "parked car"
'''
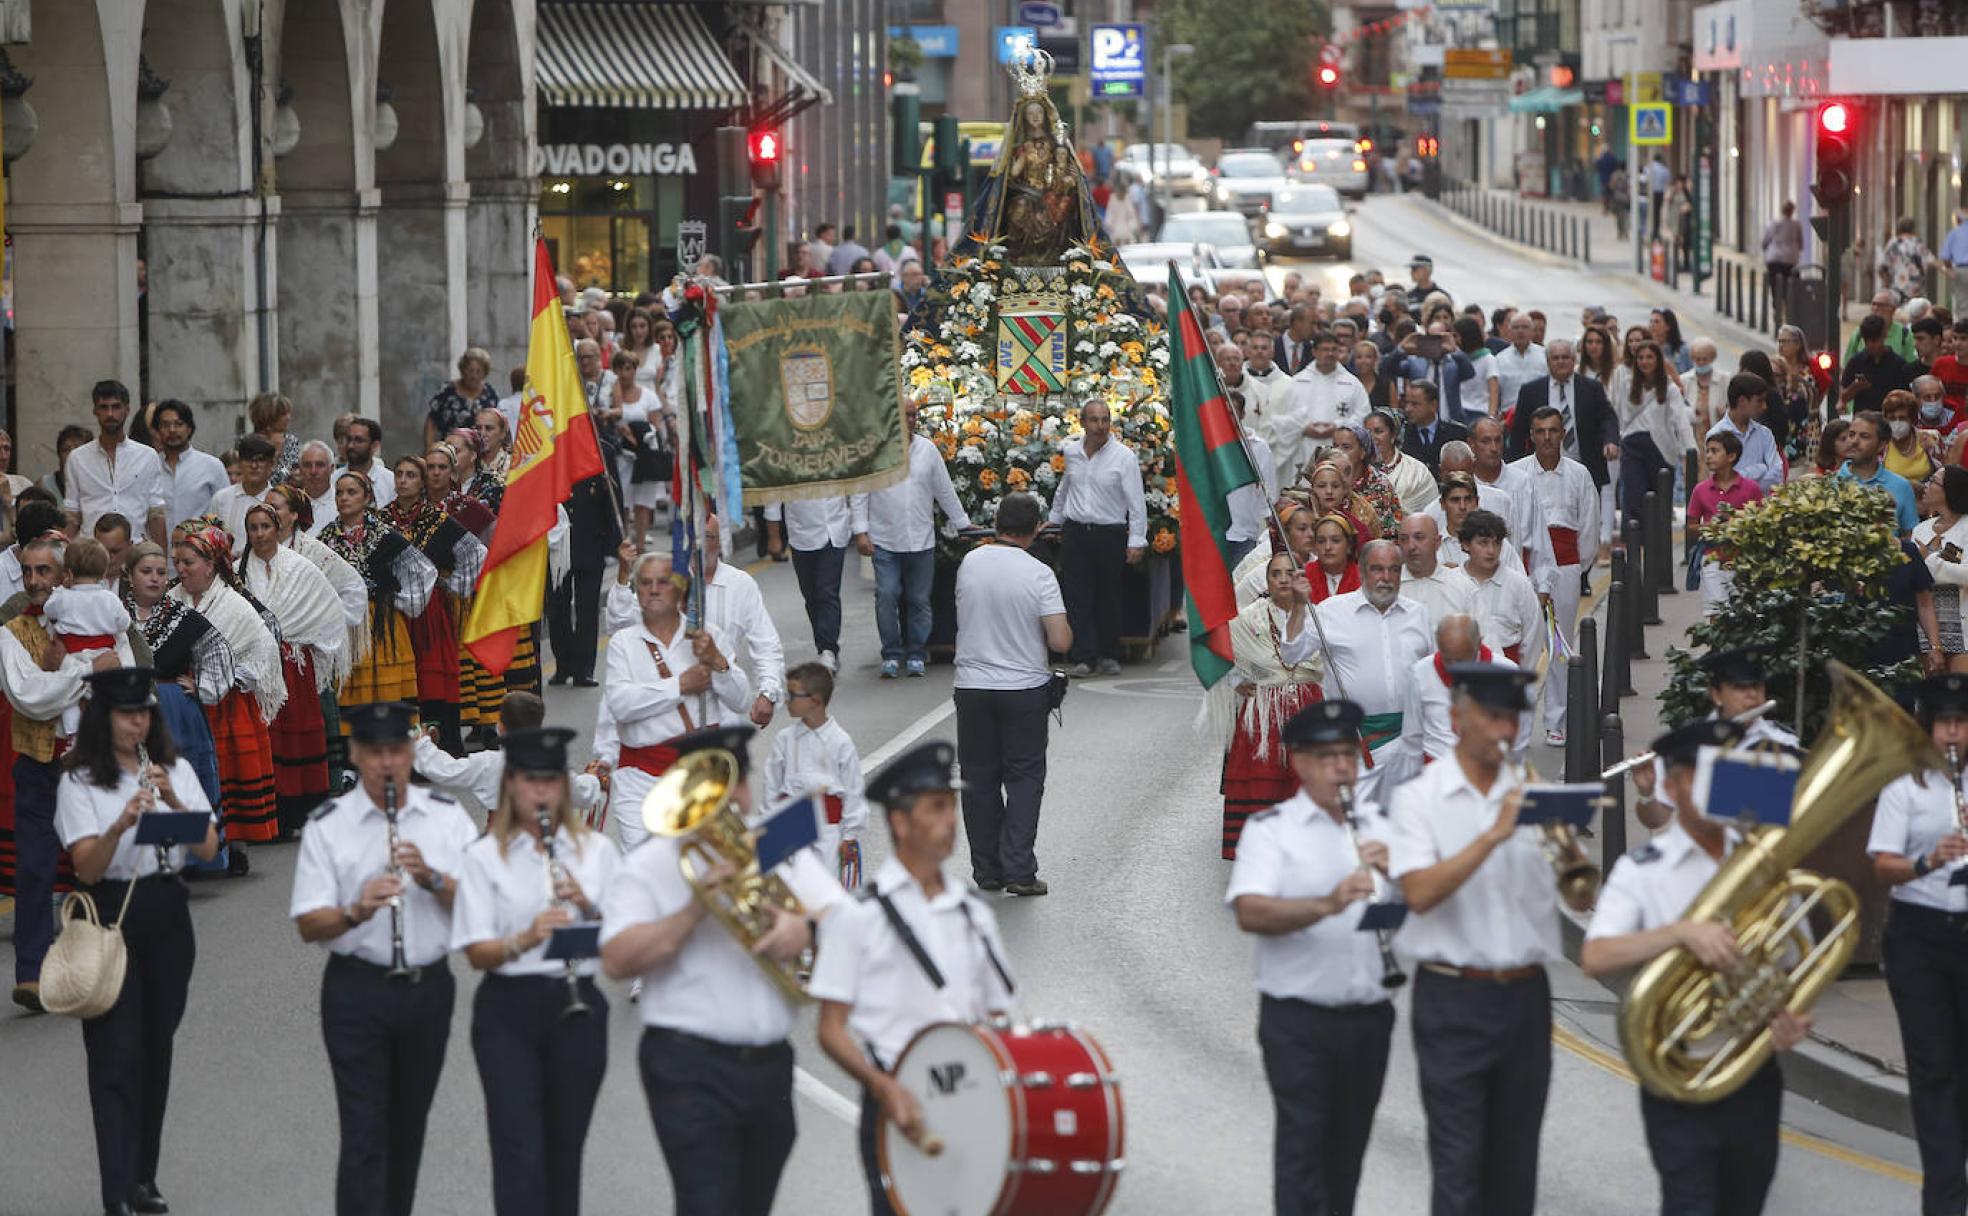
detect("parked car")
[1116,241,1226,293]
[1260,183,1352,260]
[1156,210,1263,270]
[1208,149,1290,216]
[1116,142,1211,196]
[1292,138,1370,198]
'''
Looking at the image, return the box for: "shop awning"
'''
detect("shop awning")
[1508,86,1585,114]
[537,3,747,110]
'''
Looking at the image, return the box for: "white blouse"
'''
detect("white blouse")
[450,827,621,976]
[55,758,213,881]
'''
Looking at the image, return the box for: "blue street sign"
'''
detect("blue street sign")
[996,26,1038,64]
[887,25,960,59]
[1664,77,1711,107]
[1090,23,1146,98]
[1017,2,1062,28]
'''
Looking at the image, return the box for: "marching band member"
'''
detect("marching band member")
[760,661,868,885]
[452,726,618,1216]
[58,668,219,1216]
[1508,405,1600,745]
[1228,699,1396,1216]
[1633,650,1797,831]
[601,552,750,850]
[1385,663,1554,1216]
[599,722,843,1216]
[1399,614,1530,766]
[811,740,1017,1216]
[1870,672,1968,1216]
[1584,718,1811,1216]
[289,702,477,1216]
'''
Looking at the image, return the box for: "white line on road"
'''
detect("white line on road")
[793,695,958,1125]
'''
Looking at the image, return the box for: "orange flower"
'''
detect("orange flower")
[1151,528,1177,554]
[1050,454,1066,473]
[978,468,999,490]
[1006,467,1031,488]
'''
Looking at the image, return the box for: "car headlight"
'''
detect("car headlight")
[1265,220,1288,239]
[1328,220,1351,238]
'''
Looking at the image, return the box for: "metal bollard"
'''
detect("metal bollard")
[1624,519,1651,662]
[1578,614,1600,758]
[1653,466,1677,595]
[1600,713,1628,862]
[1583,219,1592,264]
[1602,567,1628,704]
[1639,493,1664,625]
[1566,656,1588,780]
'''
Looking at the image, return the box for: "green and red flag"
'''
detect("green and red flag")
[1166,265,1262,687]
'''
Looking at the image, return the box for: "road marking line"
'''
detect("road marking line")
[1550,1024,1918,1185]
[860,699,957,773]
[795,1065,863,1124]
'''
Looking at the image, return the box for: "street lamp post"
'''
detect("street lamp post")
[1158,41,1195,230]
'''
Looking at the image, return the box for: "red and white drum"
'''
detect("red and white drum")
[881,1020,1125,1216]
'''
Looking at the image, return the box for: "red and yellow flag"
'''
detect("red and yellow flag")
[462,238,606,673]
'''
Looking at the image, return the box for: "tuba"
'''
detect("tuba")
[641,749,809,1002]
[1618,662,1942,1103]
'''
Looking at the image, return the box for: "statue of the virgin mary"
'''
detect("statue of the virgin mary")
[963,48,1115,265]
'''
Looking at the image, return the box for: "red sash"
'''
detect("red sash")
[1548,526,1581,567]
[618,744,679,777]
[1426,645,1495,766]
[1503,643,1523,664]
[59,633,117,653]
[823,793,845,825]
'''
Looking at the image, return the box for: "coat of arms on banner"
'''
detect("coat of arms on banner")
[780,344,836,430]
[996,306,1069,394]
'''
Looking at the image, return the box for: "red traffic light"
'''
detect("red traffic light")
[1818,102,1850,135]
[1317,65,1341,88]
[1815,351,1835,373]
[749,129,781,163]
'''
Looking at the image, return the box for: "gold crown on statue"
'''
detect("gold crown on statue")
[1007,44,1055,98]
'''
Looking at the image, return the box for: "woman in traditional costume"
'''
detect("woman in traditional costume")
[385,455,486,755]
[269,484,367,783]
[318,471,436,735]
[239,503,345,837]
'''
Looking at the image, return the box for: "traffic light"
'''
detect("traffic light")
[1317,64,1341,89]
[1812,101,1856,209]
[1416,134,1439,159]
[748,127,782,190]
[932,114,961,177]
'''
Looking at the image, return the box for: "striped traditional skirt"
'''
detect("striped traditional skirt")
[407,593,461,706]
[1219,681,1324,861]
[340,606,419,721]
[204,690,278,844]
[271,650,330,838]
[462,621,542,728]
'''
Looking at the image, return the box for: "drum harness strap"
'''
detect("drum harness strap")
[868,884,1017,998]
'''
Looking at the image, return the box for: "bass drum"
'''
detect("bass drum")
[880,1020,1124,1216]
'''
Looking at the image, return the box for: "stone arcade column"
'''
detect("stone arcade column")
[142,195,280,421]
[466,176,534,380]
[375,179,467,448]
[10,200,143,463]
[277,186,380,439]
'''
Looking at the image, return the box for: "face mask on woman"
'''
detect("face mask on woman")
[1890,419,1913,440]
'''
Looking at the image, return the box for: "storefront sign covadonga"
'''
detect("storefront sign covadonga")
[532,142,699,177]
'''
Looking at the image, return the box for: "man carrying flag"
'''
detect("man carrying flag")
[465,238,607,674]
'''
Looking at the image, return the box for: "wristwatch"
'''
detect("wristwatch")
[762,688,782,705]
[1915,854,1934,879]
[419,871,446,895]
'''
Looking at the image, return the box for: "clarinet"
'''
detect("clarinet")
[537,806,592,1019]
[136,742,170,877]
[383,777,414,981]
[1338,783,1407,990]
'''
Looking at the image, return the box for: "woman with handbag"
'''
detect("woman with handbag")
[608,348,672,553]
[54,666,217,1216]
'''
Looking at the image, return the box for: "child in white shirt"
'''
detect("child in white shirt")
[760,661,867,887]
[45,538,132,737]
[414,690,604,821]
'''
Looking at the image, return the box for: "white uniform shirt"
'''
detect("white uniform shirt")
[1227,432,1279,545]
[1870,769,1968,912]
[807,857,1015,1067]
[761,717,869,843]
[1278,591,1433,716]
[1588,819,1741,939]
[1387,754,1561,968]
[1400,649,1530,764]
[607,560,787,702]
[410,736,602,820]
[55,758,213,880]
[764,496,867,551]
[1399,562,1476,630]
[1467,564,1545,665]
[288,785,479,968]
[953,543,1065,692]
[600,833,843,1044]
[0,622,132,734]
[1479,462,1558,594]
[451,827,621,976]
[1226,790,1394,1007]
[603,618,752,749]
[64,439,167,534]
[336,464,397,508]
[865,434,972,553]
[205,483,274,554]
[1047,436,1147,548]
[159,449,230,531]
[1508,453,1600,568]
[1493,343,1548,411]
[306,488,336,537]
[1427,482,1539,583]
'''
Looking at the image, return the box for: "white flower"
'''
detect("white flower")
[1070,284,1094,301]
[1075,341,1096,354]
[955,444,985,465]
[1098,341,1120,358]
[956,341,984,361]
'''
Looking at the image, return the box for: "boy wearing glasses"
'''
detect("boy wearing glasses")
[761,661,868,887]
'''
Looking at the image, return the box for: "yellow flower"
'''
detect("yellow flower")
[1097,284,1116,300]
[951,281,970,296]
[909,367,933,389]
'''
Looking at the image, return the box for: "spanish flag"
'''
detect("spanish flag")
[462,238,606,674]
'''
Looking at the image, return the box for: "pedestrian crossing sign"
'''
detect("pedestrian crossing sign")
[1631,103,1672,146]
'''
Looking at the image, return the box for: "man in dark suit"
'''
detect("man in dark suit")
[1507,338,1619,491]
[1398,381,1470,474]
[547,469,623,686]
[1272,304,1320,376]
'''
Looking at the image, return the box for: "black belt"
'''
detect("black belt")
[1262,994,1393,1016]
[327,952,450,983]
[1064,520,1126,531]
[85,872,182,893]
[647,1025,788,1063]
[1890,900,1968,930]
[1421,962,1545,984]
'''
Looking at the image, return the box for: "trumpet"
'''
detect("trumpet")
[537,805,592,1019]
[1504,741,1601,913]
[1602,700,1779,780]
[1338,783,1406,990]
[383,777,415,982]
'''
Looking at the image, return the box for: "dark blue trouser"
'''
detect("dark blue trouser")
[1638,1060,1782,1216]
[871,547,935,665]
[13,754,61,984]
[1884,900,1968,1216]
[790,544,846,655]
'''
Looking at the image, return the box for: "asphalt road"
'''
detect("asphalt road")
[0,193,1923,1214]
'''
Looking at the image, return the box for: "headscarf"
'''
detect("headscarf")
[169,521,286,721]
